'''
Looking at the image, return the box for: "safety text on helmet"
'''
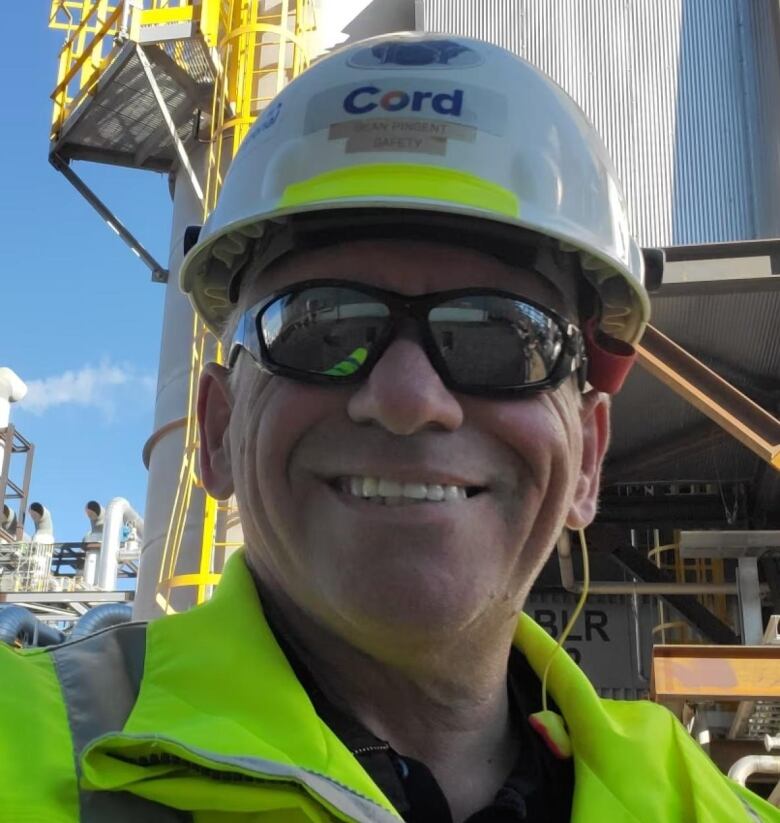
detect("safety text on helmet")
[343,86,464,117]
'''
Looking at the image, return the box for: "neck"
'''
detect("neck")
[254,576,520,822]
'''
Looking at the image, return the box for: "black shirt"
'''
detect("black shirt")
[266,606,574,822]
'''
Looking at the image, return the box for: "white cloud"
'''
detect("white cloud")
[18,360,155,418]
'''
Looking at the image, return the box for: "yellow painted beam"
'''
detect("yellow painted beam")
[652,645,780,703]
[138,5,196,27]
[637,324,780,470]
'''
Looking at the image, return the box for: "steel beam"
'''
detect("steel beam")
[636,324,780,470]
[0,591,132,604]
[761,556,780,614]
[738,557,764,646]
[133,44,213,167]
[679,530,780,558]
[652,645,780,703]
[141,43,213,108]
[0,426,13,519]
[662,237,780,271]
[58,144,173,173]
[136,44,204,205]
[597,493,736,527]
[50,154,168,282]
[611,546,740,644]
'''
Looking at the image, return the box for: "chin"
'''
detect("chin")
[318,567,500,650]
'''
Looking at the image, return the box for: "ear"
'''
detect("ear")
[566,390,610,529]
[197,362,235,500]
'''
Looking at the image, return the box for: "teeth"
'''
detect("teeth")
[426,484,445,501]
[341,477,472,503]
[403,483,429,500]
[377,478,403,497]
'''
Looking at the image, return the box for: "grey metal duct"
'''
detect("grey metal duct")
[0,606,65,647]
[70,603,133,639]
[28,502,54,544]
[1,505,17,535]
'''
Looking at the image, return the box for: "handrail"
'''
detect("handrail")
[58,0,113,57]
[51,4,123,100]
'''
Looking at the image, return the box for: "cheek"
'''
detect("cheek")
[478,392,583,561]
[492,395,579,493]
[229,376,340,561]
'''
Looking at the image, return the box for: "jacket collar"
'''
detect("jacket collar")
[84,551,734,822]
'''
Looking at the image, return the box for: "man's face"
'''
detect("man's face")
[200,238,608,656]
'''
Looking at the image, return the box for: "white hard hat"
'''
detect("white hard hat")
[181,32,651,345]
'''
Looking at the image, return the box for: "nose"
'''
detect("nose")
[347,336,464,434]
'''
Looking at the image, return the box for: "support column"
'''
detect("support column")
[134,146,212,619]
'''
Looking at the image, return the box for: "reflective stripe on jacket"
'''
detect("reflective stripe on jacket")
[1,550,778,822]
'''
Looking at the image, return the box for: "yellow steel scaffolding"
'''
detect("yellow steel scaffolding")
[49,0,316,612]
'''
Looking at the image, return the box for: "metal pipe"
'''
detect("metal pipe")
[70,603,133,639]
[0,368,27,427]
[29,503,54,545]
[728,755,780,786]
[97,498,144,590]
[83,500,104,586]
[0,606,64,647]
[765,734,780,752]
[119,0,141,40]
[557,533,750,595]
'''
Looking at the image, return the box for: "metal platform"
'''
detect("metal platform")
[53,36,215,172]
[48,3,222,281]
[652,615,780,768]
[0,540,136,622]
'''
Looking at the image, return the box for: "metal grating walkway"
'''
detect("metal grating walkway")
[54,36,215,172]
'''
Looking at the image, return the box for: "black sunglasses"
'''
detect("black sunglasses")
[228,279,586,398]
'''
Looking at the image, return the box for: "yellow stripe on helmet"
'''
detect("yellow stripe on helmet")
[279,163,520,218]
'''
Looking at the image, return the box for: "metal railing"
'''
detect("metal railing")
[0,425,34,542]
[48,0,222,140]
[155,0,316,612]
[49,0,123,139]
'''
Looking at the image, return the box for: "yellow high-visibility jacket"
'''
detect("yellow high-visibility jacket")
[1,550,777,822]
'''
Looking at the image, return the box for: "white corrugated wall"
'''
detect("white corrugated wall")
[419,0,780,246]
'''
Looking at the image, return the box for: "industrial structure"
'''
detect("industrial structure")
[0,0,777,800]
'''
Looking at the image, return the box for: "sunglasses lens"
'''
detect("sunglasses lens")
[260,286,390,377]
[428,296,565,387]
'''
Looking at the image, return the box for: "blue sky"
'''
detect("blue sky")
[2,5,170,544]
[0,2,370,549]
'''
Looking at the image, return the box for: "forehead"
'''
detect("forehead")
[239,238,576,317]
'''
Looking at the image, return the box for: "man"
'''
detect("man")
[1,32,777,823]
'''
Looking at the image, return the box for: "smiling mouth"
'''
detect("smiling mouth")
[331,476,485,505]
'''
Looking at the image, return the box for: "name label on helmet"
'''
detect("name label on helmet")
[344,86,464,117]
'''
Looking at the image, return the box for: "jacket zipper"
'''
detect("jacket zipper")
[351,743,391,756]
